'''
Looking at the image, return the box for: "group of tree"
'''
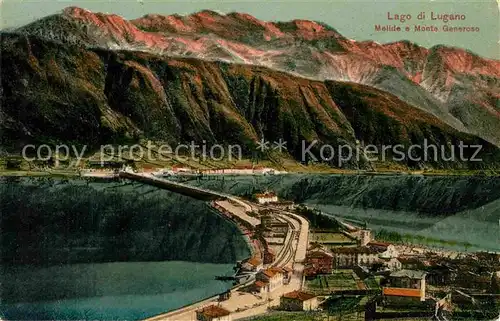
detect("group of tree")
[294,205,342,230]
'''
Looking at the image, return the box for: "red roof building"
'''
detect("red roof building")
[305,250,334,275]
[257,267,284,292]
[367,241,392,248]
[383,270,427,302]
[254,192,278,204]
[382,287,421,298]
[196,305,231,321]
[280,291,319,311]
[252,280,269,294]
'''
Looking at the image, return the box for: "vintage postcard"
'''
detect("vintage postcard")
[0,1,499,320]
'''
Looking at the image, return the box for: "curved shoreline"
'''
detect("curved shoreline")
[134,175,310,321]
[0,176,256,321]
[142,201,263,321]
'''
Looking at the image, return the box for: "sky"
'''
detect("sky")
[0,0,498,59]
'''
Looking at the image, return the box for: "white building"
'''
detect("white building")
[367,241,399,258]
[252,280,269,294]
[332,247,381,268]
[257,267,284,292]
[382,257,403,271]
[332,241,400,268]
[255,192,278,204]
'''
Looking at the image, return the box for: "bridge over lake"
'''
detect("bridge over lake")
[118,171,225,201]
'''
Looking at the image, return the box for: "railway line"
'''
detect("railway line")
[121,172,309,321]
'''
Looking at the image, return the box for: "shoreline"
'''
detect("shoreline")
[0,176,256,321]
[141,203,263,321]
[3,171,498,320]
[1,169,499,178]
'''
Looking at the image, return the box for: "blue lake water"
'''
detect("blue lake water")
[0,261,235,320]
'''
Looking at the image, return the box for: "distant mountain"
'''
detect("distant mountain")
[12,7,500,146]
[1,7,499,169]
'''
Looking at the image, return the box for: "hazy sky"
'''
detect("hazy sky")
[1,0,498,59]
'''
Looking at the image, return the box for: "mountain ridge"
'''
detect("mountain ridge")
[2,31,499,170]
[11,7,500,147]
[1,7,500,170]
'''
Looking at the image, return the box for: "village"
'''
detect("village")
[297,222,500,321]
[78,160,285,177]
[2,158,499,320]
[158,191,500,321]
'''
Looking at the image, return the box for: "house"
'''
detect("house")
[382,269,427,302]
[280,291,318,311]
[381,257,403,271]
[367,241,398,258]
[398,256,426,270]
[252,280,269,294]
[196,305,231,321]
[257,267,283,292]
[332,246,381,268]
[241,256,263,272]
[305,250,334,275]
[350,229,373,246]
[255,192,278,204]
[303,266,318,278]
[254,267,291,292]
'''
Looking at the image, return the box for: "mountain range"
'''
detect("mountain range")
[1,7,499,169]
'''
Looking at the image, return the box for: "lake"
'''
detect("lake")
[1,261,235,320]
[0,178,250,321]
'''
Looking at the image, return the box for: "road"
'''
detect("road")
[227,207,309,320]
